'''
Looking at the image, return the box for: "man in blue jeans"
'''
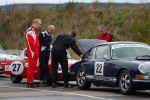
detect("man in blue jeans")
[39,25,55,87]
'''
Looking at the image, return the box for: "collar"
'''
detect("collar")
[31,26,36,31]
[102,33,107,37]
[46,31,53,36]
[46,31,52,36]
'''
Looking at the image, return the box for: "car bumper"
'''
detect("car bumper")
[133,79,150,89]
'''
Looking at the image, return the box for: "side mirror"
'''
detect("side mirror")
[24,57,28,60]
[103,55,109,60]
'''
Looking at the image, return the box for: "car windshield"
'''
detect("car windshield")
[112,44,150,59]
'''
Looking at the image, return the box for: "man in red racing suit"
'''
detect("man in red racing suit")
[26,19,42,88]
[97,25,110,42]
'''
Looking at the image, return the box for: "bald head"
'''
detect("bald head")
[48,25,55,35]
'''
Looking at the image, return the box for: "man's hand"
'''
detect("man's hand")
[80,54,83,58]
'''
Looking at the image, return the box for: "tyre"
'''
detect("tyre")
[118,70,135,95]
[76,67,91,90]
[10,75,22,83]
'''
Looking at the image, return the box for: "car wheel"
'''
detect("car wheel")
[118,70,135,95]
[10,75,22,83]
[76,67,91,90]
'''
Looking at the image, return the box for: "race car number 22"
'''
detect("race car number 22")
[10,61,24,75]
[95,62,104,75]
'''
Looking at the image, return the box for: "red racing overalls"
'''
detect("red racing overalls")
[26,26,39,82]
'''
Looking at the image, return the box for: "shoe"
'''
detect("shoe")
[64,83,69,88]
[40,81,48,87]
[27,82,37,88]
[52,83,57,88]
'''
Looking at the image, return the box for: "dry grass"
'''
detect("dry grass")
[0,3,150,59]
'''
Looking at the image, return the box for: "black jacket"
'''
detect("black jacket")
[53,34,82,56]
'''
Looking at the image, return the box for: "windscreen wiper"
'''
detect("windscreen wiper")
[136,55,150,59]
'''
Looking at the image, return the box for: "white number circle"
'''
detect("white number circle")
[95,62,104,75]
[10,61,24,75]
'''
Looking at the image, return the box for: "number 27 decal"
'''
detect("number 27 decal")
[10,61,24,75]
[95,62,104,75]
[12,63,21,72]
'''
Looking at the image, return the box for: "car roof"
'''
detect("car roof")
[78,39,147,54]
[95,41,146,46]
[78,39,107,53]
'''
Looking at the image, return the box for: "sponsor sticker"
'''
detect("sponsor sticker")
[112,44,149,49]
[5,65,10,71]
[95,76,115,81]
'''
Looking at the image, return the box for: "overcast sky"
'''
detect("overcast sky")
[0,0,150,6]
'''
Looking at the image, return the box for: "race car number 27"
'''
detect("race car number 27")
[10,61,24,75]
[95,62,104,75]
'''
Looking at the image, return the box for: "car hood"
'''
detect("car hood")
[0,53,19,60]
[116,58,150,67]
[133,59,150,66]
[78,39,106,53]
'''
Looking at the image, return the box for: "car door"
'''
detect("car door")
[93,45,115,82]
[81,47,96,75]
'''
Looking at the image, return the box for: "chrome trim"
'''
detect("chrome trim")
[1,63,7,64]
[133,79,150,83]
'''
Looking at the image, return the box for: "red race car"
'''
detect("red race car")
[0,48,77,85]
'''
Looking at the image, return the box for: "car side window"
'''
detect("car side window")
[95,45,110,59]
[84,48,95,59]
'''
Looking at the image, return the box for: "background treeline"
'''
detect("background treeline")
[0,2,150,59]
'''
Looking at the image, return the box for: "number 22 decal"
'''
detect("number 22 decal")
[10,61,24,75]
[12,63,21,72]
[95,62,104,75]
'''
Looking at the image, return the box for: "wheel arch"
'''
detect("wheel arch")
[116,68,128,86]
[75,65,85,76]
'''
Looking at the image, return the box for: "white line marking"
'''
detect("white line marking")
[0,85,116,100]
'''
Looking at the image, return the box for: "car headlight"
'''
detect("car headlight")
[138,64,148,74]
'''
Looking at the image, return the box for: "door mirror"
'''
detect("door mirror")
[103,55,109,60]
[24,57,28,60]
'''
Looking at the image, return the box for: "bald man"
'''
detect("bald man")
[39,25,55,87]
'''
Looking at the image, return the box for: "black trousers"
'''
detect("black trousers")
[51,47,68,84]
[39,51,50,81]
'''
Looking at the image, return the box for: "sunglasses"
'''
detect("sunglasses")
[37,22,42,26]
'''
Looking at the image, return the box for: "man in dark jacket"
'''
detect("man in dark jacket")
[52,31,82,88]
[39,25,55,87]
